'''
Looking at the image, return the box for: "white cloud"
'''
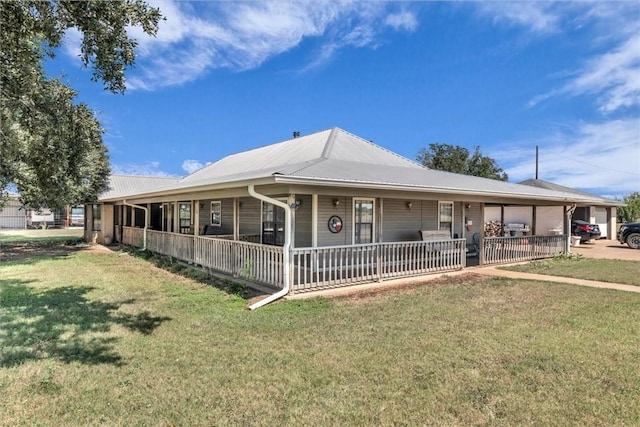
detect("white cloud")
[494,119,640,198]
[385,10,418,32]
[563,34,640,113]
[476,2,561,34]
[111,161,176,177]
[181,159,208,174]
[481,2,640,114]
[64,1,419,90]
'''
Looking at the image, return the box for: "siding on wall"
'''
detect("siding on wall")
[294,194,312,248]
[463,203,483,244]
[239,197,261,236]
[198,199,235,235]
[421,200,439,231]
[382,199,423,242]
[317,195,352,246]
[199,200,211,232]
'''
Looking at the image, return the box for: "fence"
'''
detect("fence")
[120,227,566,294]
[291,239,466,292]
[482,234,566,265]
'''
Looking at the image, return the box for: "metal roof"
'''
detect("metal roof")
[99,128,610,204]
[518,179,623,206]
[100,175,180,200]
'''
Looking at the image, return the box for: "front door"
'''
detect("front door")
[262,202,285,246]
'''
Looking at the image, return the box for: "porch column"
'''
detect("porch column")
[146,203,151,228]
[565,205,573,253]
[233,197,239,241]
[174,202,179,234]
[608,207,617,241]
[288,194,296,248]
[479,202,486,265]
[194,200,200,236]
[311,194,318,247]
[378,198,384,243]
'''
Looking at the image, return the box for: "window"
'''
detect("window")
[438,201,453,237]
[92,204,102,231]
[179,202,191,234]
[354,198,375,244]
[210,201,222,227]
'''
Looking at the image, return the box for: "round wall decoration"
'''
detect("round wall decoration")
[328,215,343,233]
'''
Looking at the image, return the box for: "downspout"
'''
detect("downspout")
[247,184,291,310]
[123,200,149,250]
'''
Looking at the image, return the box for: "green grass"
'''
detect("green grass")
[501,255,640,286]
[2,244,640,425]
[0,228,84,244]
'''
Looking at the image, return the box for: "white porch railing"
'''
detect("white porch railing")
[194,237,284,288]
[291,239,466,292]
[147,229,195,260]
[119,227,565,294]
[483,235,566,265]
[203,234,261,243]
[122,226,144,247]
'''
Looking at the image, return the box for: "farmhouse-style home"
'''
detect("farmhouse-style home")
[85,128,610,308]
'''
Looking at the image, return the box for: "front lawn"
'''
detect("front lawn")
[1,243,639,425]
[0,228,83,244]
[501,256,640,286]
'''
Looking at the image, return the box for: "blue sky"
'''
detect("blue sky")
[49,1,639,198]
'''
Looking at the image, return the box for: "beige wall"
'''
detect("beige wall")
[84,203,114,244]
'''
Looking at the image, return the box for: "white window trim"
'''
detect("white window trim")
[352,197,376,244]
[438,201,454,237]
[210,201,222,227]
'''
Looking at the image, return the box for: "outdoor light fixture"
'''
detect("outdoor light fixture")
[333,199,340,207]
[465,203,472,209]
[290,200,303,209]
[406,201,413,209]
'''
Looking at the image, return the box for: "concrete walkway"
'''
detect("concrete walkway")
[476,266,640,294]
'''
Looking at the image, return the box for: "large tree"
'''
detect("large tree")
[416,143,508,181]
[617,192,640,223]
[0,0,162,209]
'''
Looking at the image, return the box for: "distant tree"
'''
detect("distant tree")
[416,143,508,181]
[0,0,162,209]
[617,192,640,223]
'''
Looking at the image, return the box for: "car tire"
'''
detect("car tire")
[627,233,640,249]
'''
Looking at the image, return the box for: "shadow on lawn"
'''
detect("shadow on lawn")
[0,279,171,367]
[0,241,83,265]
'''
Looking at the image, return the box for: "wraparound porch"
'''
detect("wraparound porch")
[121,227,567,293]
